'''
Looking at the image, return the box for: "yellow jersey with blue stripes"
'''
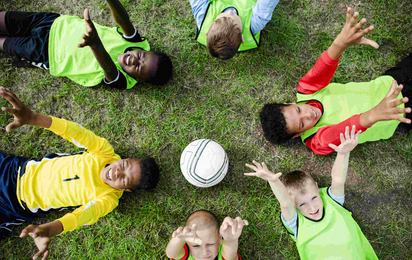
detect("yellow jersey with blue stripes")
[16,117,123,233]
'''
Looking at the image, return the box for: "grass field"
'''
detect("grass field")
[1,0,412,259]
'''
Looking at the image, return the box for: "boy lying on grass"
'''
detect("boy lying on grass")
[260,8,412,155]
[0,87,159,260]
[245,126,378,259]
[0,0,172,89]
[166,210,248,260]
[189,0,280,59]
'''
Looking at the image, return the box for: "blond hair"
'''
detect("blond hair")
[206,16,242,60]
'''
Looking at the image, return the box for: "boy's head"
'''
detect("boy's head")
[260,102,322,144]
[185,210,220,260]
[283,171,323,220]
[100,156,160,191]
[206,9,244,60]
[117,50,172,85]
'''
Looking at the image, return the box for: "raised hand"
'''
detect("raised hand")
[0,87,36,132]
[219,216,248,242]
[329,125,361,154]
[334,7,379,49]
[78,8,102,49]
[244,160,282,183]
[172,224,203,245]
[20,225,51,260]
[362,80,411,127]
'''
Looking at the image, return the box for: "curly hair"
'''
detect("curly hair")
[260,103,294,144]
[133,156,160,191]
[146,51,173,86]
[206,16,242,60]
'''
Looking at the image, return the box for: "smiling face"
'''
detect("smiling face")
[117,50,159,80]
[282,103,322,137]
[187,227,220,260]
[100,159,142,191]
[291,182,324,221]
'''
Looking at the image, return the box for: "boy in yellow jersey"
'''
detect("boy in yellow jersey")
[0,87,159,259]
[166,210,248,260]
[245,126,378,259]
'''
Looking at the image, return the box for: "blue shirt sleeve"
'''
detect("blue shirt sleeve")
[251,0,280,35]
[189,0,210,29]
[281,210,298,240]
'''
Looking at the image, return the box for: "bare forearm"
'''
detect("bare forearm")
[222,239,239,260]
[90,43,118,82]
[268,181,295,221]
[166,237,186,259]
[41,220,64,238]
[105,0,135,36]
[359,110,377,127]
[327,41,347,60]
[29,112,52,128]
[331,153,349,196]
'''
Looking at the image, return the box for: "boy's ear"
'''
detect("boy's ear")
[292,132,303,139]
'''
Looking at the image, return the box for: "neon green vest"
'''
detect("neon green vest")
[297,75,403,143]
[195,0,261,51]
[292,188,378,260]
[48,15,150,89]
[186,244,225,260]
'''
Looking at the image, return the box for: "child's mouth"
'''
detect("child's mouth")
[124,55,130,65]
[310,209,319,216]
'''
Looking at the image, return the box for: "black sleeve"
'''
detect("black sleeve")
[102,70,127,90]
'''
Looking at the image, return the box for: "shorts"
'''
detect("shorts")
[3,11,60,69]
[0,152,33,238]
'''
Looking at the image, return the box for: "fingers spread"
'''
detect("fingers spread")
[345,7,352,24]
[42,250,49,260]
[360,37,379,49]
[245,163,257,171]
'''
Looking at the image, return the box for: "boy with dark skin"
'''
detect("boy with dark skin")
[0,87,159,260]
[260,8,411,155]
[0,0,172,89]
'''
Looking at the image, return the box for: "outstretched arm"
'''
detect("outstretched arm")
[104,0,135,36]
[244,161,295,221]
[328,126,361,196]
[297,8,378,94]
[78,8,118,82]
[220,217,248,260]
[0,87,51,131]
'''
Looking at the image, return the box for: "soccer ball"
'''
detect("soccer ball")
[180,139,229,188]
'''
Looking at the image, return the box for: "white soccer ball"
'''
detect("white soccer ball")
[180,139,229,188]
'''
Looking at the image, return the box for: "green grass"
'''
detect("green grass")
[1,0,412,259]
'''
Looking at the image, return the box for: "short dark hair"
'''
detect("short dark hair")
[146,51,173,86]
[282,170,316,194]
[134,156,160,190]
[260,103,294,144]
[207,17,242,60]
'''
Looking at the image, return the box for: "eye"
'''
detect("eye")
[301,121,304,129]
[299,203,305,207]
[297,107,301,113]
[207,243,215,246]
[312,196,317,200]
[193,245,200,248]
